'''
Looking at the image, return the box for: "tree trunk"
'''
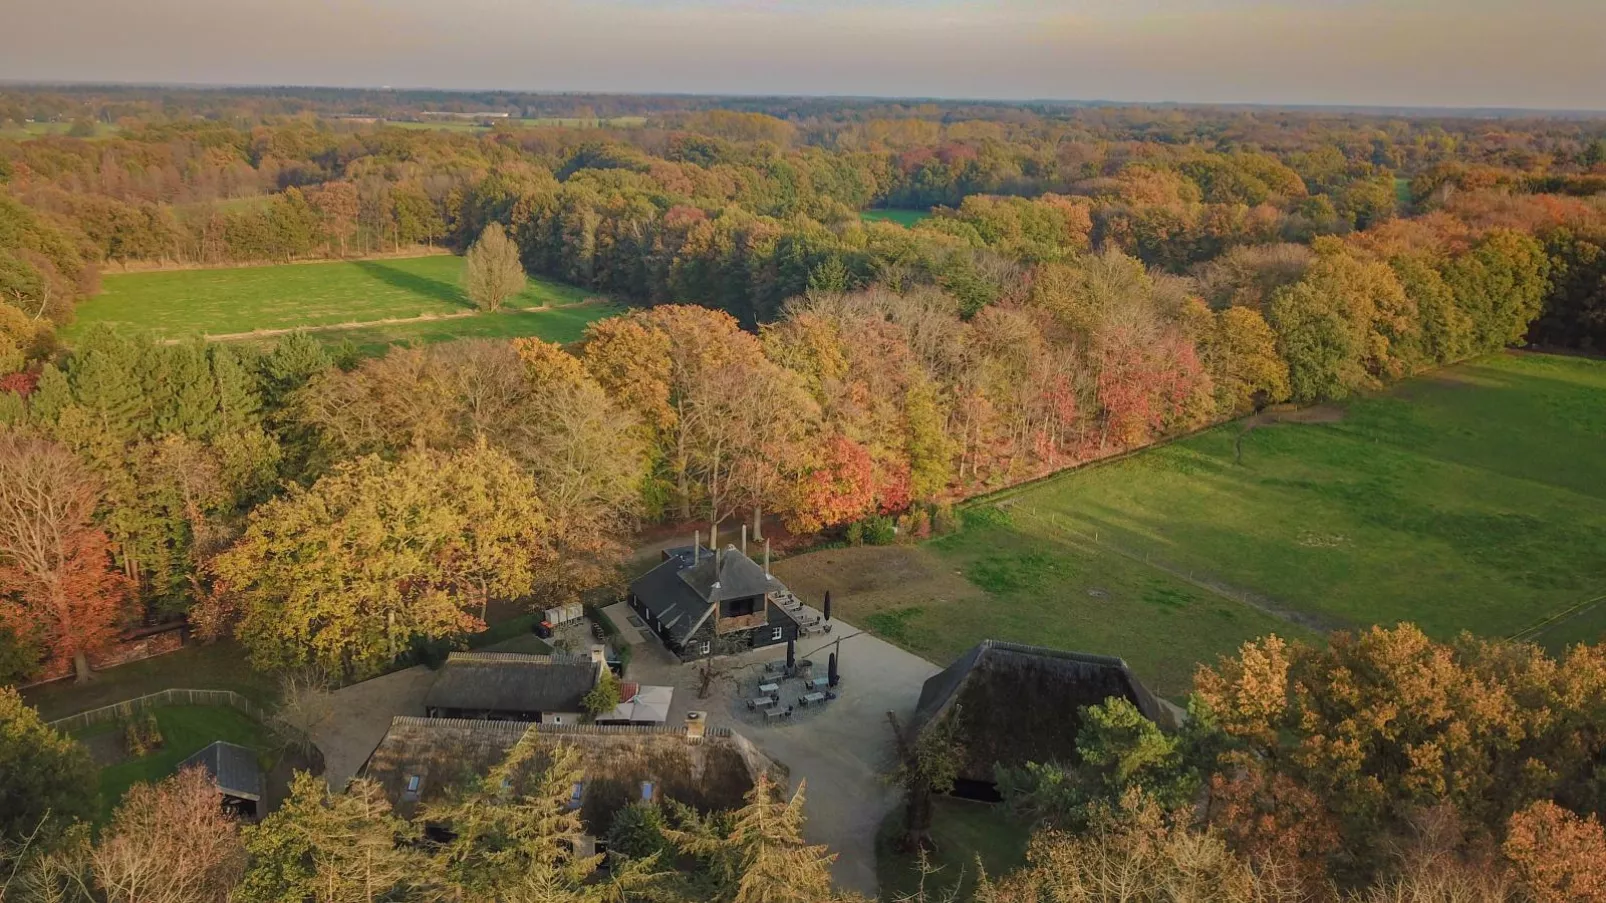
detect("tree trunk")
[72,650,94,683]
[752,502,763,541]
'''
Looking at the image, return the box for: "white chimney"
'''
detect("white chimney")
[741,523,748,556]
[693,529,700,565]
[711,522,719,569]
[684,711,707,740]
[764,539,772,579]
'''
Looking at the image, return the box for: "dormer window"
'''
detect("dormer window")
[404,775,422,800]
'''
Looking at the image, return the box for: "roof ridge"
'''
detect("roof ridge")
[388,715,734,740]
[445,651,592,666]
[979,639,1131,670]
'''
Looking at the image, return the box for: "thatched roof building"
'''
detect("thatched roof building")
[361,715,779,837]
[912,640,1168,798]
[424,651,602,723]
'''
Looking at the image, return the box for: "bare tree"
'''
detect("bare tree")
[462,223,526,312]
[92,767,246,903]
[270,667,334,757]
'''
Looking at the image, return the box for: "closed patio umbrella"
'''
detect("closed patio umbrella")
[828,651,839,687]
[786,637,796,671]
[823,591,832,622]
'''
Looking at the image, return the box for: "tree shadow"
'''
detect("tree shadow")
[351,260,467,308]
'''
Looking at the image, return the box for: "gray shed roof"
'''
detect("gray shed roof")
[180,740,264,801]
[678,547,779,604]
[425,652,599,714]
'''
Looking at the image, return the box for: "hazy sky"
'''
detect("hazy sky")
[2,0,1602,110]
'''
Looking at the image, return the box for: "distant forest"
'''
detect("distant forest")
[2,85,1606,659]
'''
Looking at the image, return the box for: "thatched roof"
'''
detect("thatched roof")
[362,717,777,835]
[913,640,1167,785]
[180,741,263,801]
[424,652,599,715]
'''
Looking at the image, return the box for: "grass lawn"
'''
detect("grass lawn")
[860,208,932,227]
[66,255,595,341]
[985,352,1606,650]
[324,299,623,356]
[876,798,1032,902]
[779,352,1606,697]
[22,640,279,721]
[78,705,278,820]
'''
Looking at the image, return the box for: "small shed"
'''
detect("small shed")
[180,740,264,818]
[598,683,673,725]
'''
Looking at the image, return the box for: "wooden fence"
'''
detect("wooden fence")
[47,687,267,733]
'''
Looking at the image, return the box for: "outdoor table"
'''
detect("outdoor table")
[747,695,776,709]
[763,706,787,722]
[808,676,829,691]
[801,692,826,705]
[758,682,780,694]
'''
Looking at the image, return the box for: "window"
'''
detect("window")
[771,627,784,641]
[568,782,585,810]
[640,781,655,802]
[700,641,711,655]
[404,775,422,800]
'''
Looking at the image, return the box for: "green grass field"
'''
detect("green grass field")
[67,255,601,343]
[23,641,279,721]
[975,352,1606,651]
[76,705,278,820]
[877,799,1031,902]
[859,208,932,227]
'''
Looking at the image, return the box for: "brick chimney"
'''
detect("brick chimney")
[684,711,707,740]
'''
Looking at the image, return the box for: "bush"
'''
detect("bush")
[863,515,897,546]
[607,801,670,861]
[845,520,866,546]
[931,502,960,535]
[123,711,164,757]
[960,504,1013,530]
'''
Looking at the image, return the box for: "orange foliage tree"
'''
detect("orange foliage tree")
[0,433,126,682]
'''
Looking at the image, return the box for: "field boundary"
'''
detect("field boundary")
[49,687,269,733]
[107,246,452,275]
[1508,592,1606,643]
[159,299,611,344]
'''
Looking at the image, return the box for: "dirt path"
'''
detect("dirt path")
[159,300,600,345]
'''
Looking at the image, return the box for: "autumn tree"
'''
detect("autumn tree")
[463,223,526,312]
[236,774,420,903]
[0,433,126,682]
[1504,801,1606,903]
[668,774,867,903]
[92,766,247,903]
[0,687,96,846]
[213,444,553,678]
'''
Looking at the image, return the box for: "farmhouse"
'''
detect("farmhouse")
[361,714,779,855]
[180,740,265,818]
[423,650,604,724]
[628,537,801,662]
[911,640,1170,800]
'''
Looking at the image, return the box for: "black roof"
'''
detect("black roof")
[678,549,777,604]
[629,545,792,645]
[180,740,263,801]
[425,652,599,714]
[912,640,1167,784]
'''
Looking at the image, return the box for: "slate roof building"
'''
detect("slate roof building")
[361,713,778,856]
[628,537,800,662]
[180,740,265,817]
[423,651,604,724]
[911,640,1170,800]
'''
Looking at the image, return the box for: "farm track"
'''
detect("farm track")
[157,302,591,344]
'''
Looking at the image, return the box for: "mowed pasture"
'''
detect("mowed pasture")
[859,208,932,227]
[66,255,599,343]
[777,352,1606,696]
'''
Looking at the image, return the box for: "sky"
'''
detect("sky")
[2,0,1603,110]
